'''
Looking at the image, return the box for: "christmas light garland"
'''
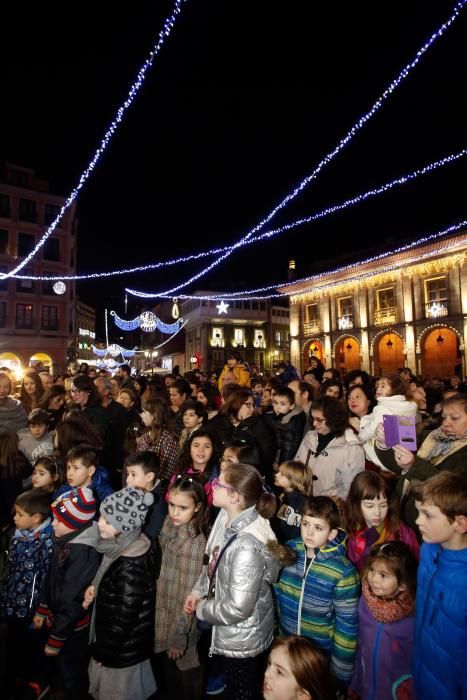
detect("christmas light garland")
[124,219,467,301]
[0,0,186,280]
[144,0,467,298]
[11,147,467,281]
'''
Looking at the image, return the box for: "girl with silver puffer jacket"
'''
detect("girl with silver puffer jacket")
[184,463,279,700]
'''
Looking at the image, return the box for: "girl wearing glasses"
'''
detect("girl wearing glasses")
[184,463,278,700]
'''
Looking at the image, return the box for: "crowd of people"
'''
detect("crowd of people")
[0,354,466,700]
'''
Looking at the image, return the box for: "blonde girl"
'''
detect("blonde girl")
[273,460,312,543]
[155,476,209,700]
[345,471,419,573]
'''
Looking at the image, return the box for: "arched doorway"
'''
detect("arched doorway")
[421,328,459,378]
[374,332,404,376]
[303,339,325,369]
[336,337,360,376]
[0,352,23,380]
[29,352,53,374]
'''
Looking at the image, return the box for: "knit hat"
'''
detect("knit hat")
[51,487,96,531]
[28,408,50,425]
[100,487,154,533]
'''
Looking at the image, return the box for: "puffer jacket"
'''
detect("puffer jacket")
[274,530,359,685]
[359,394,417,468]
[266,406,306,466]
[91,538,155,668]
[414,542,467,700]
[295,428,364,499]
[217,362,251,389]
[194,506,279,658]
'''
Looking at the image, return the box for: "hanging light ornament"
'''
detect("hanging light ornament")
[53,281,67,295]
[172,298,180,319]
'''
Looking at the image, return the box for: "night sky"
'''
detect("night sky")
[1,1,466,339]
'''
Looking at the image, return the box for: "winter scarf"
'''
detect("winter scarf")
[417,427,467,465]
[362,577,414,624]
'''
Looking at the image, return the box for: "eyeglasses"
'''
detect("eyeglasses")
[70,387,83,394]
[243,401,255,408]
[212,477,235,492]
[312,416,326,423]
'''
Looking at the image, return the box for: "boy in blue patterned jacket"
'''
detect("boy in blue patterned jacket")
[0,488,54,696]
[273,496,359,688]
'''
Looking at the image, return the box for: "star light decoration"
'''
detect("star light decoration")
[216,300,229,314]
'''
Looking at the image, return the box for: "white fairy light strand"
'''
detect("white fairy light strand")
[0,0,186,281]
[147,0,467,298]
[12,147,467,281]
[127,218,467,301]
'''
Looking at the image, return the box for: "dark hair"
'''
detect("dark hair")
[72,374,101,407]
[27,408,50,426]
[345,471,400,534]
[16,488,51,521]
[273,386,296,404]
[182,400,208,423]
[310,397,349,436]
[227,349,243,362]
[347,383,376,416]
[344,369,372,391]
[364,541,418,601]
[302,496,340,530]
[442,393,467,414]
[38,384,66,410]
[270,636,334,700]
[66,446,97,469]
[55,413,103,461]
[169,474,209,536]
[223,463,276,519]
[125,451,160,477]
[320,378,344,400]
[33,456,66,490]
[176,427,219,483]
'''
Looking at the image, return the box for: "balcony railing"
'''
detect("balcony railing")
[425,301,449,318]
[337,315,353,330]
[374,306,398,325]
[304,320,320,336]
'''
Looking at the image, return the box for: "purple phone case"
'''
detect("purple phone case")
[383,414,417,451]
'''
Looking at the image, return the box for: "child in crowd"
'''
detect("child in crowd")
[268,387,306,468]
[349,541,418,700]
[273,460,312,543]
[154,476,209,699]
[274,496,360,688]
[411,472,467,700]
[82,487,156,700]
[54,445,113,511]
[33,487,100,699]
[263,635,334,700]
[17,408,54,469]
[185,463,278,700]
[32,455,66,496]
[172,428,219,506]
[358,373,416,470]
[179,400,207,450]
[345,471,419,572]
[0,431,33,533]
[217,350,251,390]
[0,488,54,697]
[125,451,168,539]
